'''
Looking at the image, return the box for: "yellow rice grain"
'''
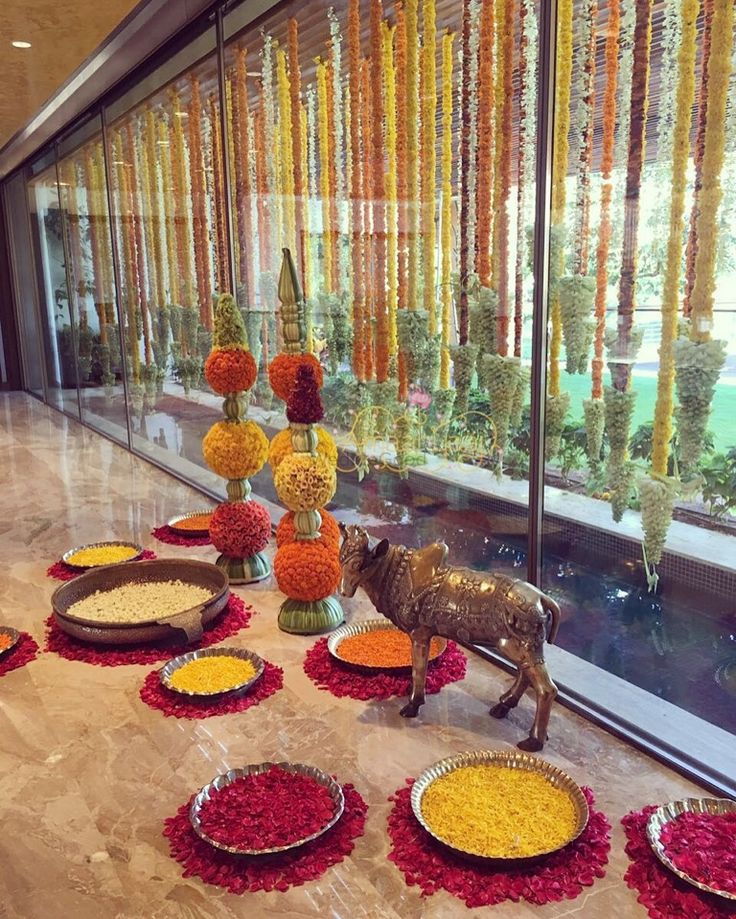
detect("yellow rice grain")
[169,655,257,693]
[421,764,578,857]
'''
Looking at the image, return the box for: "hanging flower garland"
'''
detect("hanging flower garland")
[383,21,399,364]
[233,47,256,305]
[259,36,277,274]
[493,0,514,356]
[405,0,420,312]
[300,104,312,302]
[674,0,733,472]
[420,0,438,340]
[126,123,154,376]
[640,0,699,589]
[475,0,494,289]
[439,30,455,390]
[306,85,319,301]
[277,49,297,259]
[159,117,180,306]
[189,76,213,329]
[209,93,230,296]
[329,8,348,291]
[457,0,473,346]
[144,110,166,312]
[512,0,528,358]
[360,58,375,382]
[83,149,108,347]
[288,18,305,280]
[395,2,409,398]
[571,0,597,276]
[325,59,340,297]
[348,0,366,383]
[466,0,481,267]
[317,60,333,294]
[558,276,597,374]
[113,131,142,393]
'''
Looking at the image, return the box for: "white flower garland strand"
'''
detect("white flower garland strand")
[466,0,481,263]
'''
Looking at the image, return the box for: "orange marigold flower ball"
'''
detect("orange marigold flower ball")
[268,353,324,401]
[209,500,271,557]
[274,453,336,512]
[268,426,338,470]
[274,540,341,601]
[204,347,257,395]
[276,509,340,547]
[202,420,269,480]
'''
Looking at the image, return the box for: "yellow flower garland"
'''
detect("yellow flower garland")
[274,453,337,512]
[158,117,179,305]
[301,102,312,301]
[277,49,297,258]
[317,59,333,293]
[141,112,163,310]
[421,0,438,333]
[203,420,269,480]
[405,0,420,311]
[651,0,699,476]
[382,21,399,358]
[688,0,734,344]
[440,30,455,388]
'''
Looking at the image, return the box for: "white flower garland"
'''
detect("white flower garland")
[466,0,481,261]
[329,8,349,291]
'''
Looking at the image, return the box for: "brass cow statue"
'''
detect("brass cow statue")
[338,525,560,751]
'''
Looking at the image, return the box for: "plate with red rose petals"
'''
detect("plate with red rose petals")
[189,762,345,856]
[646,797,736,900]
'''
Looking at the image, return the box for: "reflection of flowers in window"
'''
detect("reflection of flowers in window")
[204,348,257,395]
[274,540,341,601]
[274,453,336,512]
[203,420,268,480]
[276,509,340,548]
[268,352,324,401]
[269,426,337,471]
[209,500,271,558]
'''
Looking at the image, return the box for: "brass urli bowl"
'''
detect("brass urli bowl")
[51,558,229,645]
[410,749,589,863]
[327,618,447,674]
[189,762,345,856]
[646,797,736,901]
[166,511,213,537]
[62,540,144,570]
[160,646,265,698]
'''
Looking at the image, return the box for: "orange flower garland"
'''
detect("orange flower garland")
[274,541,341,602]
[268,352,324,402]
[276,509,340,547]
[371,0,389,379]
[348,0,365,382]
[205,348,257,395]
[361,58,375,382]
[254,105,271,276]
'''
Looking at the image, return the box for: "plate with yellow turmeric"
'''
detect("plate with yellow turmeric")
[411,750,589,861]
[160,647,265,697]
[327,619,447,671]
[62,541,144,570]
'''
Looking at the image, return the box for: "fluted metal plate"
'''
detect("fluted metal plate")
[0,626,20,658]
[160,646,264,698]
[646,797,736,900]
[167,511,213,537]
[411,749,589,861]
[327,618,447,671]
[190,762,345,856]
[62,540,144,570]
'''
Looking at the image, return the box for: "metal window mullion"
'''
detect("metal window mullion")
[526,0,558,588]
[100,108,133,452]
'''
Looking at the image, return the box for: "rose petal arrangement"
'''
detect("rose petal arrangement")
[0,632,39,677]
[151,525,211,547]
[661,810,736,896]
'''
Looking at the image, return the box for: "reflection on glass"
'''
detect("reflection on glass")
[27,165,78,417]
[57,135,128,443]
[542,0,736,734]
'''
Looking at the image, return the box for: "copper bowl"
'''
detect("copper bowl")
[51,558,229,645]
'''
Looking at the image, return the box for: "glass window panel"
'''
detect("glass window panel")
[543,0,736,738]
[26,159,79,417]
[57,122,129,445]
[3,171,45,397]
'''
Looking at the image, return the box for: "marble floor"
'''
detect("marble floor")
[0,392,710,919]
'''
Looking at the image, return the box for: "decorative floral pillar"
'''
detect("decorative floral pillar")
[202,294,271,584]
[270,249,343,635]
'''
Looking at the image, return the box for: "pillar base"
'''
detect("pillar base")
[215,551,271,585]
[278,596,344,635]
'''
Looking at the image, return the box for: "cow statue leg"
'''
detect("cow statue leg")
[517,661,558,752]
[490,668,529,719]
[400,627,433,718]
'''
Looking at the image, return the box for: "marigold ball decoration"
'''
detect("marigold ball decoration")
[269,426,338,470]
[209,500,271,558]
[203,420,269,480]
[268,352,324,401]
[274,541,341,601]
[274,453,337,512]
[205,348,257,395]
[286,363,325,424]
[276,509,340,547]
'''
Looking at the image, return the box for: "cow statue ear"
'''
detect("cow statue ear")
[338,522,348,536]
[372,539,390,560]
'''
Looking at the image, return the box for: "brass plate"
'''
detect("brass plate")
[51,558,229,644]
[160,646,264,698]
[62,540,144,570]
[0,626,20,658]
[327,618,447,672]
[166,511,213,537]
[646,797,736,901]
[189,762,345,856]
[411,749,589,861]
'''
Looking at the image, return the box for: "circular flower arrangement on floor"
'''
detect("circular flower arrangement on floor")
[274,541,341,602]
[163,781,367,894]
[204,347,257,395]
[276,509,340,548]
[274,454,336,513]
[387,781,611,908]
[202,420,269,481]
[209,501,271,559]
[151,526,211,547]
[268,425,338,470]
[268,352,324,402]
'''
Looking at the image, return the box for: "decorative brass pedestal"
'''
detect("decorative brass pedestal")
[278,597,344,635]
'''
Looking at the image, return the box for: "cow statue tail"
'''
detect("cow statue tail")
[542,595,561,644]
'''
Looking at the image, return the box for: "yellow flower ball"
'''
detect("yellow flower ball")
[274,453,337,512]
[202,420,269,480]
[268,426,338,471]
